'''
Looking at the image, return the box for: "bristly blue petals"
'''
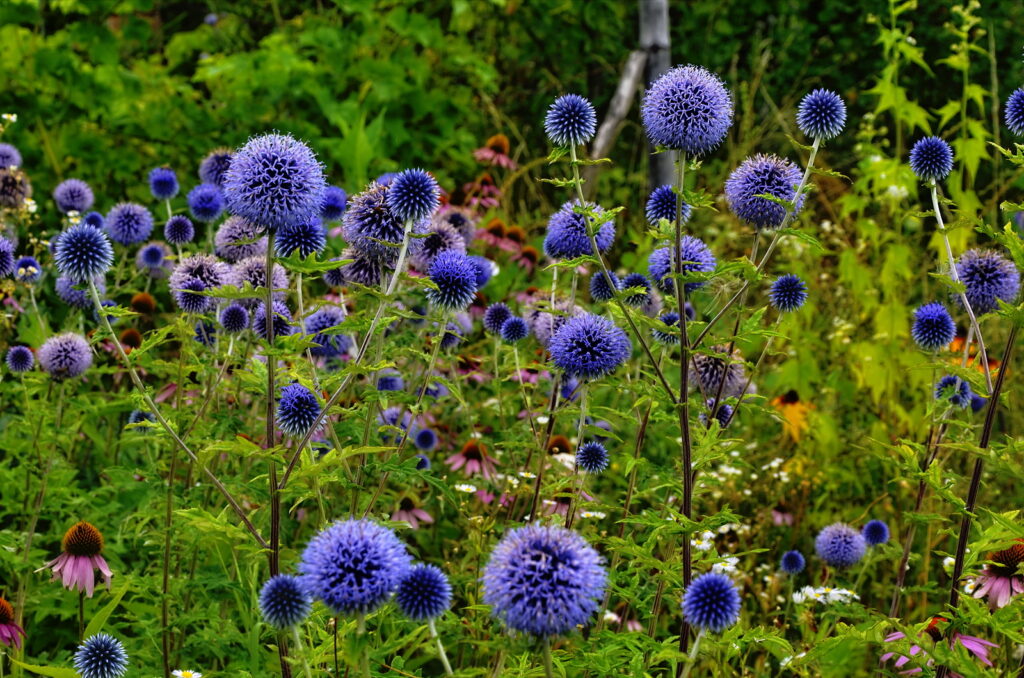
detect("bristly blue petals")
[426,250,478,311]
[725,154,803,230]
[911,302,955,350]
[769,274,808,312]
[641,65,734,155]
[1006,88,1024,136]
[815,523,866,568]
[645,184,691,226]
[796,89,847,140]
[682,572,741,632]
[55,222,114,282]
[259,574,311,629]
[395,564,452,621]
[909,136,954,182]
[954,249,1020,314]
[386,169,440,222]
[549,313,631,381]
[74,634,129,678]
[544,94,597,147]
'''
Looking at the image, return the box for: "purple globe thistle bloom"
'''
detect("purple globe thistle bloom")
[343,182,427,263]
[219,303,249,333]
[395,564,452,621]
[483,524,606,636]
[276,383,320,436]
[621,272,652,307]
[645,184,691,226]
[725,154,803,230]
[699,398,733,428]
[500,316,528,344]
[73,633,128,678]
[0,143,21,168]
[426,250,478,310]
[0,168,31,208]
[768,274,808,312]
[544,94,597,147]
[781,550,805,575]
[379,405,417,444]
[105,203,153,245]
[641,65,734,155]
[322,260,345,288]
[577,441,609,473]
[164,215,195,245]
[387,168,440,222]
[38,332,92,381]
[298,519,412,615]
[415,430,437,452]
[589,270,620,302]
[135,242,169,275]
[223,133,326,231]
[194,320,216,346]
[187,183,224,222]
[543,200,615,260]
[171,253,229,296]
[862,520,890,546]
[439,322,464,350]
[435,207,476,242]
[796,89,847,140]
[682,572,741,632]
[970,392,987,413]
[199,148,233,188]
[127,411,155,429]
[1006,88,1024,136]
[214,216,266,263]
[55,275,105,309]
[469,255,494,289]
[410,221,466,272]
[689,345,747,399]
[305,306,350,357]
[259,574,311,629]
[377,369,404,392]
[54,222,114,282]
[549,313,631,381]
[334,248,382,288]
[83,211,104,229]
[909,136,954,182]
[275,217,326,257]
[173,277,213,314]
[53,178,94,214]
[321,185,347,221]
[815,523,866,568]
[652,311,680,345]
[526,297,583,348]
[0,236,13,277]
[6,346,33,372]
[935,374,972,408]
[483,303,512,335]
[148,167,179,200]
[230,255,288,306]
[647,236,716,294]
[254,300,293,340]
[911,302,955,350]
[954,249,1020,314]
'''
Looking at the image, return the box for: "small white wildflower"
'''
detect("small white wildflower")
[603,610,621,624]
[454,483,477,493]
[580,510,606,519]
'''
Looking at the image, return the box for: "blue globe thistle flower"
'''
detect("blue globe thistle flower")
[230,255,288,306]
[543,200,616,260]
[652,311,680,345]
[395,564,452,621]
[544,94,597,147]
[259,574,311,630]
[484,303,512,335]
[376,172,397,187]
[796,89,847,140]
[426,250,478,310]
[305,306,350,357]
[321,185,347,220]
[343,182,427,263]
[648,237,716,294]
[298,518,412,616]
[136,242,169,274]
[560,374,581,402]
[0,236,13,277]
[954,249,1020,314]
[469,255,494,289]
[0,143,21,168]
[645,184,691,226]
[387,168,440,222]
[815,523,866,568]
[410,222,466,273]
[862,520,890,546]
[148,167,179,200]
[909,136,954,182]
[254,300,294,340]
[105,203,153,245]
[223,133,326,231]
[127,409,155,427]
[621,272,652,307]
[219,303,250,333]
[334,248,383,287]
[164,215,195,245]
[83,211,105,229]
[439,322,463,349]
[577,441,609,473]
[970,392,987,413]
[214,215,266,263]
[53,178,94,214]
[73,633,128,678]
[641,65,734,155]
[500,316,529,344]
[725,154,803,230]
[6,345,33,372]
[171,254,229,298]
[549,313,631,381]
[589,270,620,302]
[689,345,747,399]
[56,275,105,309]
[1006,88,1024,136]
[38,332,92,381]
[483,524,606,636]
[194,320,217,346]
[699,398,733,428]
[379,405,417,444]
[173,277,213,314]
[187,183,225,222]
[769,274,808,312]
[781,550,805,575]
[275,217,326,257]
[55,222,114,282]
[415,429,437,452]
[911,302,955,351]
[199,148,233,188]
[277,383,320,436]
[377,369,404,391]
[935,374,972,408]
[682,572,741,632]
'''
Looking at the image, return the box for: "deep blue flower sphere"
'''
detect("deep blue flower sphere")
[426,250,478,310]
[645,184,691,226]
[0,236,13,277]
[781,550,805,575]
[6,345,33,372]
[682,572,741,632]
[74,633,128,678]
[909,136,954,182]
[621,272,652,307]
[321,185,348,221]
[911,302,955,350]
[769,274,808,312]
[483,524,606,636]
[223,133,326,231]
[543,200,616,260]
[1006,89,1024,136]
[415,430,437,452]
[544,94,597,147]
[377,369,404,392]
[171,254,229,296]
[187,183,225,223]
[277,383,321,436]
[699,398,733,428]
[935,374,972,408]
[955,249,1020,314]
[83,211,104,229]
[39,333,92,380]
[199,148,233,188]
[259,574,311,629]
[136,243,168,272]
[387,168,440,222]
[395,564,452,621]
[55,222,114,283]
[815,523,866,568]
[53,178,94,214]
[194,320,216,347]
[647,236,716,294]
[275,218,326,257]
[577,441,609,473]
[862,520,890,546]
[641,65,734,155]
[343,182,427,263]
[411,222,466,272]
[105,203,154,245]
[549,313,631,381]
[725,154,803,230]
[253,300,294,340]
[127,410,155,427]
[500,316,529,344]
[652,311,680,345]
[589,271,620,302]
[219,303,250,333]
[173,277,213,314]
[970,392,987,413]
[148,167,179,200]
[484,303,512,335]
[305,306,350,357]
[299,518,412,615]
[215,216,266,263]
[164,215,195,245]
[469,255,494,289]
[0,143,21,168]
[796,89,847,140]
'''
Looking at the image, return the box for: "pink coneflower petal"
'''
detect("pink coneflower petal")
[445,454,466,471]
[411,508,433,525]
[93,554,113,589]
[955,634,998,665]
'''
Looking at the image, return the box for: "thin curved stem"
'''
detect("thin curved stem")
[427,618,454,677]
[265,236,281,576]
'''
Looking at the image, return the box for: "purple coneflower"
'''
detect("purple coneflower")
[38,521,113,597]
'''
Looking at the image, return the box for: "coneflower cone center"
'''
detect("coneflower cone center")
[62,521,104,556]
[0,598,13,624]
[990,541,1024,577]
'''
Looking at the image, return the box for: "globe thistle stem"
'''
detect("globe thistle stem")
[564,382,589,529]
[679,629,705,678]
[357,614,371,678]
[291,626,313,678]
[265,235,281,578]
[512,345,540,445]
[427,618,454,676]
[541,636,554,678]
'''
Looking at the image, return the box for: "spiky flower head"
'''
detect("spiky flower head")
[56,275,105,309]
[769,274,808,312]
[342,182,427,263]
[862,520,890,546]
[214,216,266,263]
[74,633,128,678]
[275,218,326,257]
[935,374,972,408]
[187,183,224,223]
[305,306,350,357]
[148,167,179,200]
[376,369,403,392]
[136,242,169,273]
[321,185,347,221]
[170,254,228,295]
[645,184,691,226]
[253,300,294,341]
[689,345,747,399]
[483,303,512,335]
[544,94,597,147]
[386,168,440,222]
[589,270,620,303]
[83,212,104,229]
[276,383,320,436]
[0,236,13,277]
[164,215,195,245]
[426,250,478,310]
[781,550,805,575]
[725,154,803,230]
[652,311,680,345]
[682,572,741,632]
[219,303,249,333]
[796,89,847,140]
[55,222,114,282]
[815,523,866,568]
[543,200,615,260]
[911,302,955,351]
[173,277,213,314]
[577,441,609,473]
[500,316,529,344]
[395,564,452,621]
[549,313,631,381]
[6,346,33,372]
[647,237,716,294]
[259,575,311,629]
[954,249,1020,314]
[38,333,91,381]
[1005,88,1024,137]
[0,168,31,208]
[411,222,466,272]
[0,143,21,168]
[199,148,233,188]
[641,65,734,155]
[699,398,733,428]
[909,136,954,182]
[621,273,652,307]
[105,203,154,245]
[53,178,94,214]
[229,255,288,306]
[333,248,382,288]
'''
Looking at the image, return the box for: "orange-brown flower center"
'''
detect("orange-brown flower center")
[486,218,507,238]
[130,292,156,314]
[486,134,510,155]
[0,598,13,625]
[119,328,143,349]
[547,435,571,456]
[990,540,1024,577]
[460,441,487,461]
[62,521,104,557]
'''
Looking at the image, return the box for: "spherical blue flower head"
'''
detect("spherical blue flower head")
[954,248,1020,314]
[6,345,33,372]
[164,215,195,245]
[642,65,734,155]
[500,316,529,344]
[53,178,95,214]
[194,320,217,346]
[386,168,440,222]
[343,183,428,263]
[648,237,716,294]
[426,250,478,310]
[229,255,288,307]
[410,222,466,273]
[621,272,652,307]
[469,255,494,289]
[415,429,437,451]
[545,94,597,147]
[549,313,631,381]
[105,202,154,245]
[38,332,92,381]
[645,184,691,226]
[214,216,266,263]
[378,405,417,444]
[333,248,382,288]
[277,383,321,436]
[321,185,348,221]
[577,441,609,473]
[527,298,583,348]
[127,409,155,426]
[148,167,179,200]
[682,572,741,632]
[254,300,294,341]
[376,172,397,187]
[56,275,105,309]
[173,277,213,314]
[935,374,972,408]
[725,154,803,230]
[187,183,225,223]
[439,322,463,350]
[224,133,326,231]
[689,345,747,399]
[796,89,847,140]
[589,271,620,302]
[483,303,512,335]
[543,200,616,260]
[275,217,326,257]
[781,550,805,575]
[55,222,114,282]
[136,243,168,271]
[815,523,866,568]
[483,524,606,636]
[170,253,229,297]
[0,236,13,277]
[305,306,351,357]
[0,143,21,167]
[74,633,129,678]
[377,369,404,392]
[395,563,452,621]
[698,398,733,428]
[259,574,311,629]
[769,274,808,312]
[199,148,234,188]
[652,311,680,345]
[911,302,955,350]
[909,136,954,182]
[299,518,413,615]
[1006,89,1024,136]
[970,392,987,413]
[83,211,105,229]
[862,519,890,546]
[219,303,250,333]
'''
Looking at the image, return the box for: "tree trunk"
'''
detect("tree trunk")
[640,0,673,192]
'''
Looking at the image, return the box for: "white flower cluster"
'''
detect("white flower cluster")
[792,585,859,605]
